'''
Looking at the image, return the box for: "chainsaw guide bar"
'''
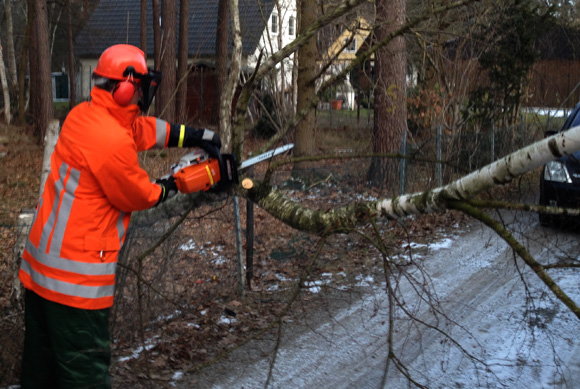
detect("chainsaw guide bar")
[170,144,293,194]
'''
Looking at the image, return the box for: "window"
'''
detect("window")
[345,37,357,53]
[51,72,69,102]
[271,13,278,34]
[289,16,295,36]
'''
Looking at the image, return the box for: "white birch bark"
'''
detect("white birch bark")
[11,211,33,306]
[39,120,61,199]
[219,0,242,154]
[0,42,11,124]
[226,0,246,293]
[376,125,580,219]
[5,0,17,86]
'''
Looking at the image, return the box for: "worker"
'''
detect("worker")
[18,44,221,388]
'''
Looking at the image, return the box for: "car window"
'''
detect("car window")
[562,105,580,131]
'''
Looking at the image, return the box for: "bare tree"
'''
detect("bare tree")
[366,0,408,190]
[176,0,190,123]
[66,0,76,109]
[32,0,54,141]
[158,0,177,121]
[213,0,229,129]
[152,0,161,115]
[27,0,37,127]
[0,39,10,123]
[4,0,18,94]
[152,0,161,66]
[218,0,243,154]
[293,0,319,177]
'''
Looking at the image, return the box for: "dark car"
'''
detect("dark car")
[539,103,580,226]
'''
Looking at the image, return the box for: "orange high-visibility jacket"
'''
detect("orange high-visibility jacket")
[20,87,171,310]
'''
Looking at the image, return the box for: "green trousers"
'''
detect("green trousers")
[21,289,112,389]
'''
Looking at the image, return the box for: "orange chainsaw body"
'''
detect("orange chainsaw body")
[173,158,222,193]
[170,148,237,194]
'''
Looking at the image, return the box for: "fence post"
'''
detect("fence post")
[233,196,246,295]
[245,166,255,290]
[520,113,525,147]
[400,130,407,195]
[490,119,495,163]
[437,125,442,187]
[329,87,334,129]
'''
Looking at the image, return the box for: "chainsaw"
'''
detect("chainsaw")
[169,143,294,194]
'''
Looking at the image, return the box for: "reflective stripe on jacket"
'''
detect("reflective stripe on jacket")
[20,87,170,310]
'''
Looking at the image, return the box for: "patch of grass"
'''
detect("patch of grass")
[522,111,566,133]
[0,124,42,223]
[54,102,72,120]
[317,126,372,154]
[316,108,373,130]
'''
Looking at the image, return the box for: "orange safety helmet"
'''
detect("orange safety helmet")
[93,44,148,80]
[93,44,162,111]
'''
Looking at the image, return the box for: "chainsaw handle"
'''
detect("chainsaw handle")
[203,144,226,179]
[200,142,221,159]
[204,143,234,193]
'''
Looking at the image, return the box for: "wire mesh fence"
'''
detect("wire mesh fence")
[401,121,544,195]
[313,109,548,197]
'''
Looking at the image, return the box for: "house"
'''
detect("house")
[74,0,297,123]
[431,25,580,109]
[318,16,372,110]
[529,25,580,107]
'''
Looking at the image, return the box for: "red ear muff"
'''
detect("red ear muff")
[113,81,136,106]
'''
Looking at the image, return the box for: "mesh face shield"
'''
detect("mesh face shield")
[123,67,162,112]
[138,69,162,112]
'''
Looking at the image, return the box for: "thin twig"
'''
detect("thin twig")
[449,200,580,320]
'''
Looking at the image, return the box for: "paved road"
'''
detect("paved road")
[186,215,580,388]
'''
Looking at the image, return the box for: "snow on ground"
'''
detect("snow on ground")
[525,107,569,118]
[182,213,580,388]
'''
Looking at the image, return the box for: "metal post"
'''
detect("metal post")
[400,131,407,195]
[520,113,525,146]
[245,166,255,290]
[437,125,442,187]
[490,119,495,163]
[233,196,246,295]
[329,87,334,129]
[200,67,204,113]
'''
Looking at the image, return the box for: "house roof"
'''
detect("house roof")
[74,0,276,59]
[323,16,371,61]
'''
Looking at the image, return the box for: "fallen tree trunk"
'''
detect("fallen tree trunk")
[234,125,580,233]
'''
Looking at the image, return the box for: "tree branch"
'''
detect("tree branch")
[448,200,580,320]
[239,124,580,234]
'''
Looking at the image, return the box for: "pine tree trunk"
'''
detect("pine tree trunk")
[26,0,37,125]
[0,41,11,124]
[152,0,161,113]
[176,0,189,123]
[213,0,229,128]
[367,0,407,192]
[33,0,54,142]
[222,0,241,154]
[5,0,17,88]
[66,0,76,109]
[158,1,177,121]
[293,0,319,178]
